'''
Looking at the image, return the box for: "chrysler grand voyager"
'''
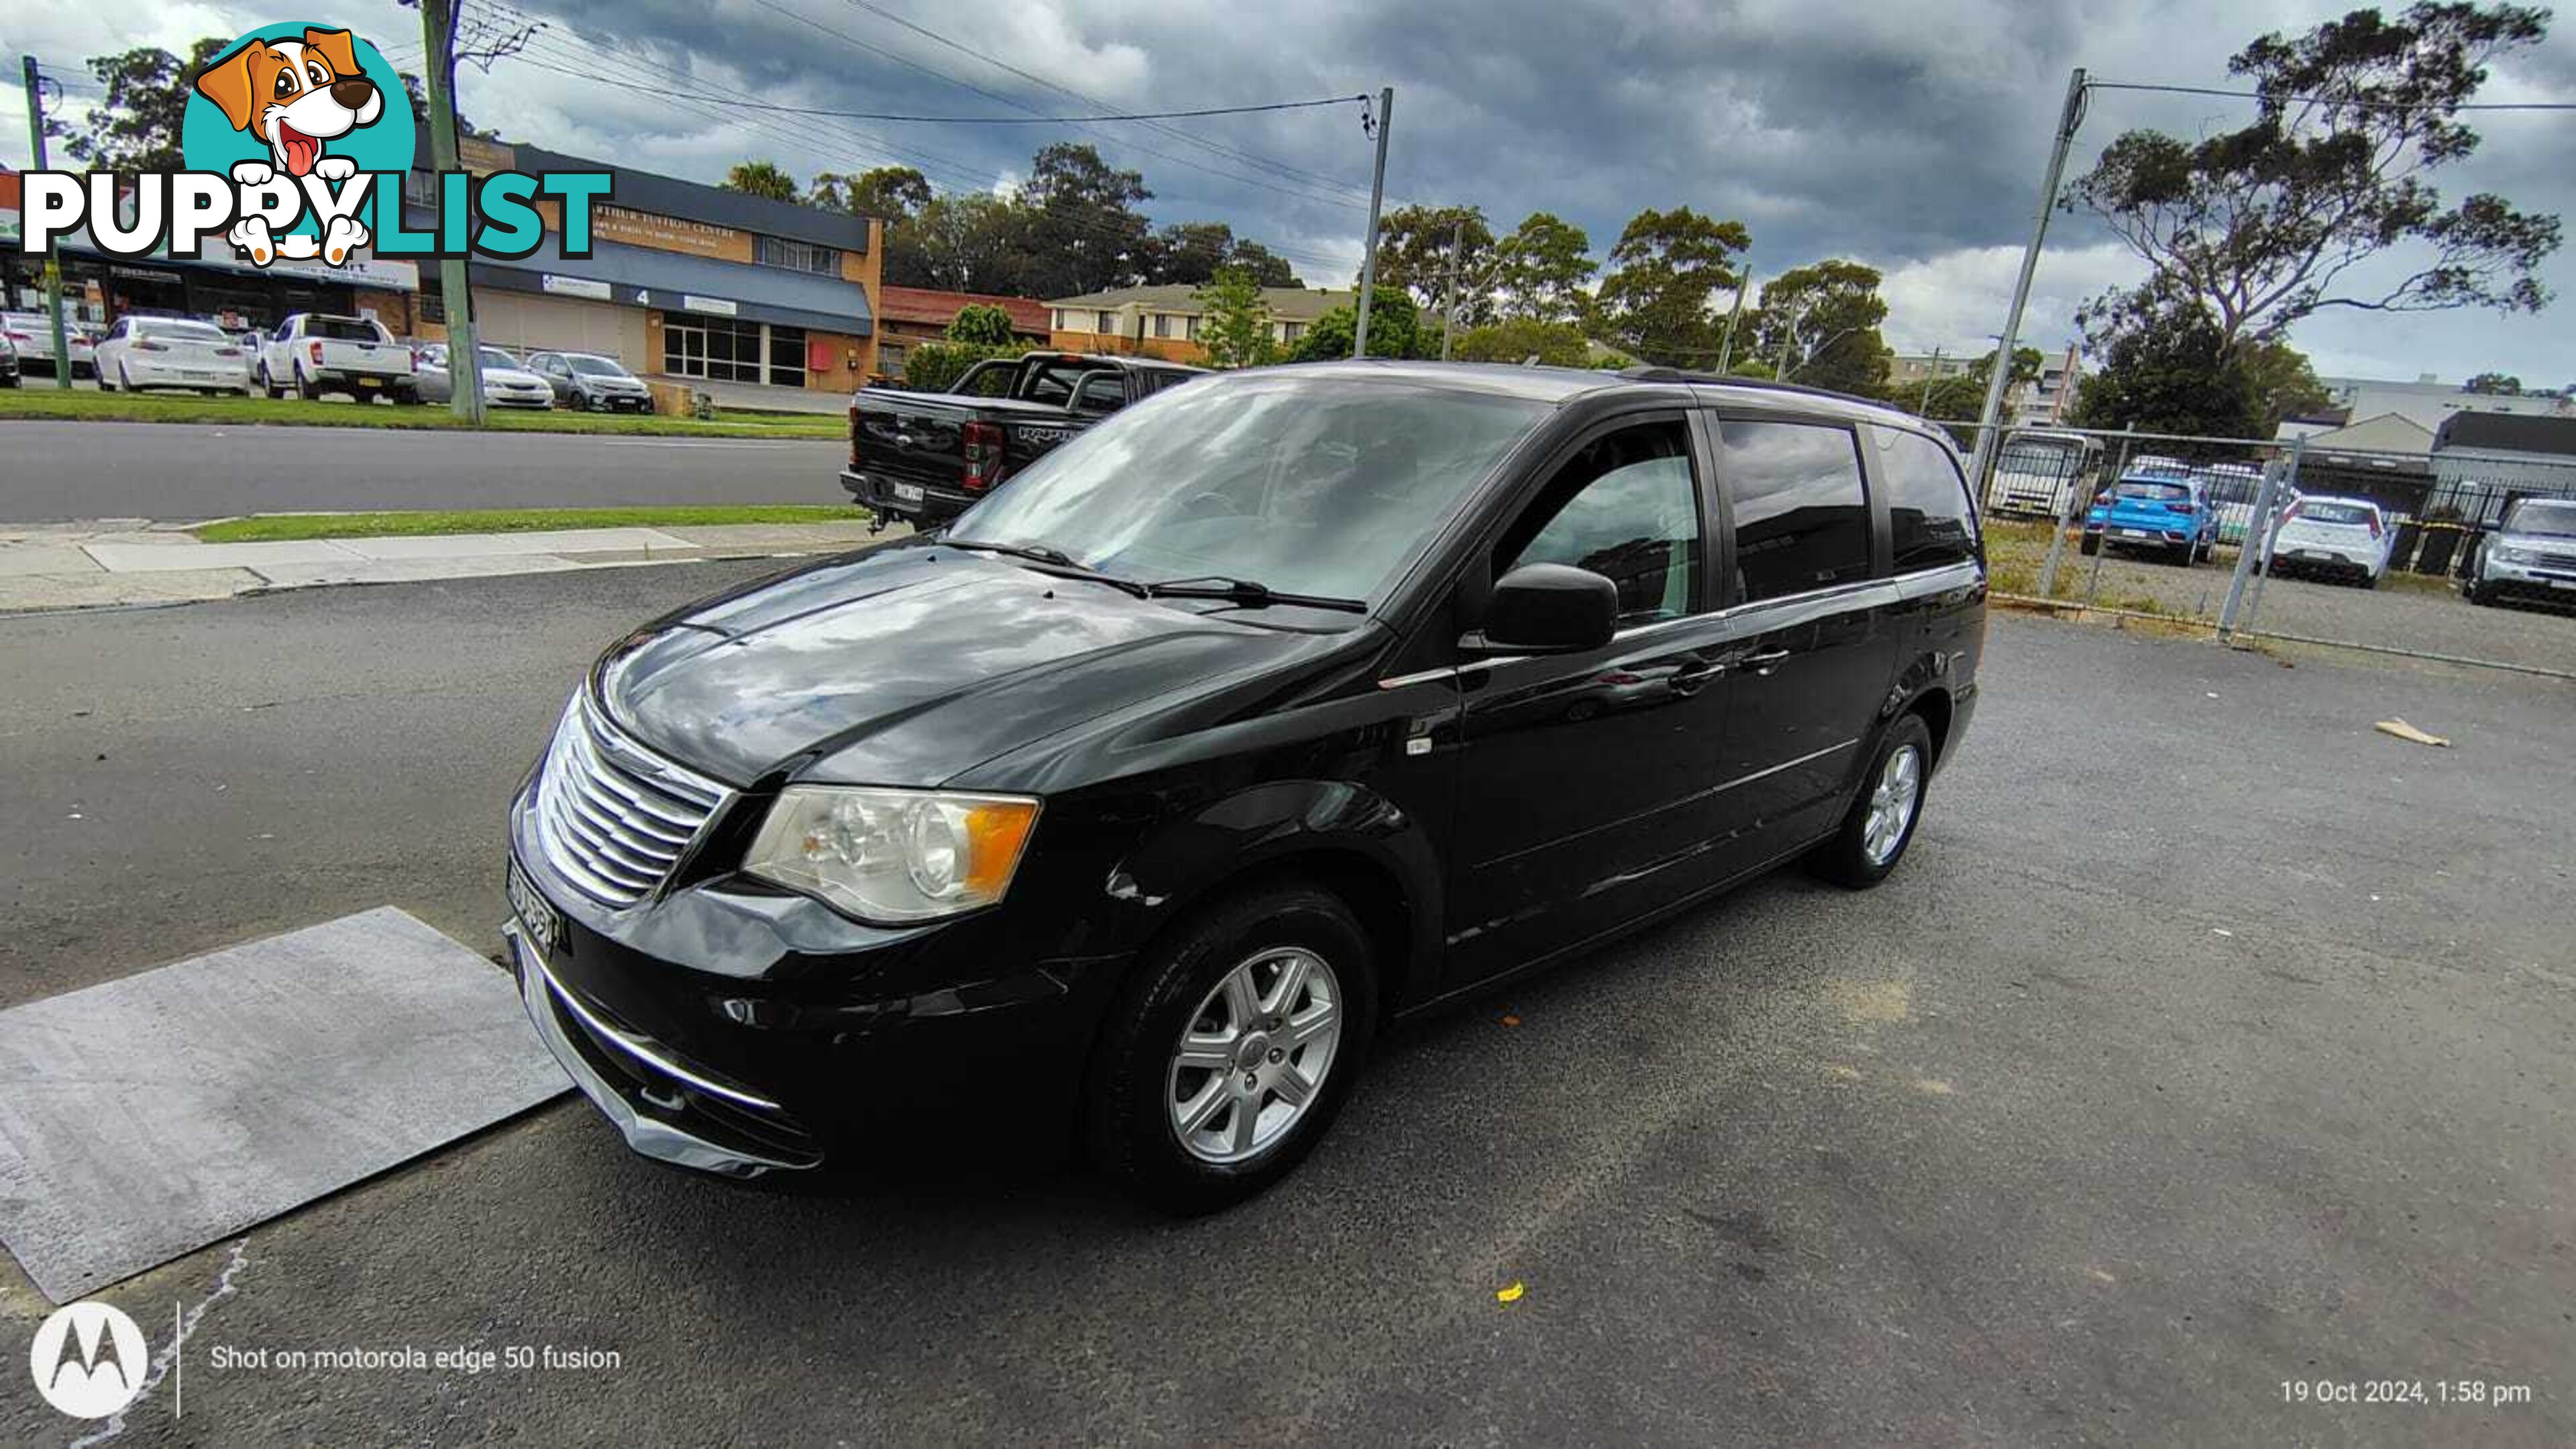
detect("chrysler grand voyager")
[504,362,1986,1211]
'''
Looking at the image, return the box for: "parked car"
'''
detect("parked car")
[504,362,1986,1209]
[841,352,1208,527]
[415,343,557,409]
[525,351,655,413]
[0,332,17,388]
[2081,473,2218,564]
[1,313,97,378]
[2257,496,2395,586]
[257,313,418,404]
[92,316,256,396]
[2464,496,2576,607]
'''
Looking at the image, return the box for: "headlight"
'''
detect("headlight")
[743,787,1040,923]
[2493,545,2534,565]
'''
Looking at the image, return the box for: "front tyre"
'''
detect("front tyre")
[1087,882,1377,1214]
[1808,713,1933,890]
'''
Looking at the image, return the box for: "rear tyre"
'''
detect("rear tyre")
[297,368,323,402]
[1086,881,1377,1215]
[2078,535,2100,557]
[1807,713,1933,891]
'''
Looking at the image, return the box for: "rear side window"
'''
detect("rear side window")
[1875,427,1979,570]
[1075,371,1125,415]
[306,317,385,342]
[1718,419,1872,601]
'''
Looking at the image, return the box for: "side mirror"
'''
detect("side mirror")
[1468,563,1618,655]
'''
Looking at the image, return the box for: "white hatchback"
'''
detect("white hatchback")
[93,316,256,396]
[2262,495,2394,587]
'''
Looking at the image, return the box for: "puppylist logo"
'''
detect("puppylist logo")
[13,19,610,271]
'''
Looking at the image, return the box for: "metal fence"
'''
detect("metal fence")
[1943,421,2576,679]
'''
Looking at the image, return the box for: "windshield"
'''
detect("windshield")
[2116,480,2192,502]
[2504,499,2576,537]
[2293,501,2375,527]
[949,376,1547,604]
[478,348,521,370]
[566,355,631,376]
[140,321,229,343]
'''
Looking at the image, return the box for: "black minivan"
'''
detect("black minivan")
[504,362,1985,1210]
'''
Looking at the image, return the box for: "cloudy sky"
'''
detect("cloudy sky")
[7,0,2572,385]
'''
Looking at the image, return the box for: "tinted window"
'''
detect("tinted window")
[2294,501,2376,526]
[1075,371,1125,415]
[1499,421,1701,624]
[1719,419,1871,601]
[567,355,630,376]
[1876,427,1979,570]
[305,317,385,342]
[2116,480,2192,501]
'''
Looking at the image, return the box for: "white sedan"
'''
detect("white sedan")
[2259,496,2396,587]
[93,316,256,396]
[415,344,557,409]
[1,312,98,378]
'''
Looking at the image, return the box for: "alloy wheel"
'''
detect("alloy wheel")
[1863,744,1923,866]
[1167,947,1342,1164]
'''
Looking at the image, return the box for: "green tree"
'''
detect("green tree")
[1020,143,1155,298]
[946,303,1017,347]
[2241,339,2334,427]
[1750,259,1892,394]
[1454,318,1595,368]
[1490,212,1596,325]
[58,40,231,173]
[1195,268,1279,369]
[2066,3,2560,356]
[2069,296,2261,439]
[2463,370,2524,394]
[1225,240,1299,289]
[1369,204,1496,317]
[903,340,1021,392]
[1595,207,1751,366]
[887,191,1034,293]
[720,160,800,201]
[1146,222,1238,286]
[1287,287,1423,362]
[809,166,932,221]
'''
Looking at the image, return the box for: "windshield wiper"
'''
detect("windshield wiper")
[941,539,1148,597]
[1144,576,1370,613]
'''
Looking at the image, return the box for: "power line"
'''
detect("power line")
[484,85,1366,125]
[2088,79,2576,112]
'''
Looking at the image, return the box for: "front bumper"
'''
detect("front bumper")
[841,468,977,525]
[2086,519,2194,547]
[486,386,555,409]
[582,390,653,412]
[504,784,1124,1175]
[2481,554,2576,596]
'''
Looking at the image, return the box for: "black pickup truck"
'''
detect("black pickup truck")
[841,352,1207,527]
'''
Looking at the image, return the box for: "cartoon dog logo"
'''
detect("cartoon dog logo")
[192,28,382,265]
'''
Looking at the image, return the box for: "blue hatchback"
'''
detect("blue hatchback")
[2082,472,2218,566]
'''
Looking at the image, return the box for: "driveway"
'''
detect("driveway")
[1,572,2569,1446]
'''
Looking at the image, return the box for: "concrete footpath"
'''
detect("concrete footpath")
[0,517,906,610]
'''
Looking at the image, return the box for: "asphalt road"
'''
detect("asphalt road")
[2,572,2571,1446]
[0,421,847,521]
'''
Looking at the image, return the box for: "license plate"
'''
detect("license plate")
[2117,528,2151,539]
[359,375,384,387]
[508,859,561,958]
[892,482,925,503]
[2294,550,2332,562]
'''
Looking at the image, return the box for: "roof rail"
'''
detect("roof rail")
[1615,365,1887,409]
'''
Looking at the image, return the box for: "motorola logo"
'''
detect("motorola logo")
[28,1300,148,1419]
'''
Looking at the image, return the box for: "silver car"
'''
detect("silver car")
[2466,497,2576,608]
[1,312,97,378]
[415,344,557,409]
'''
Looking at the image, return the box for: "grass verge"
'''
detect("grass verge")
[0,388,841,437]
[193,504,865,543]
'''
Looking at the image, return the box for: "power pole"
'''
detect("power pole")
[1919,345,1943,414]
[1715,261,1750,374]
[1439,219,1463,361]
[1352,86,1393,360]
[419,0,486,422]
[20,57,72,391]
[1964,67,2086,500]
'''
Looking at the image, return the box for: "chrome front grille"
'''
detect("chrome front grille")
[531,693,730,908]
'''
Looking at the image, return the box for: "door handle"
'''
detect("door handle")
[1741,648,1790,676]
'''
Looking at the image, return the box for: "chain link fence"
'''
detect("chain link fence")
[1950,421,2576,679]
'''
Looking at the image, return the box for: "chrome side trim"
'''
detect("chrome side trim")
[1718,738,1859,792]
[508,925,808,1178]
[529,947,784,1112]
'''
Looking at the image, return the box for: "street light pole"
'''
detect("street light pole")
[1352,86,1393,360]
[20,57,73,391]
[1964,66,2086,498]
[1439,219,1463,361]
[419,0,486,423]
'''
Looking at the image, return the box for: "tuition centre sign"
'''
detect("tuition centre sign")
[11,21,608,271]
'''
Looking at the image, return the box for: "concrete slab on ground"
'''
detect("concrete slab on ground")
[0,566,259,610]
[86,538,362,572]
[335,527,694,559]
[0,907,567,1303]
[248,553,590,589]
